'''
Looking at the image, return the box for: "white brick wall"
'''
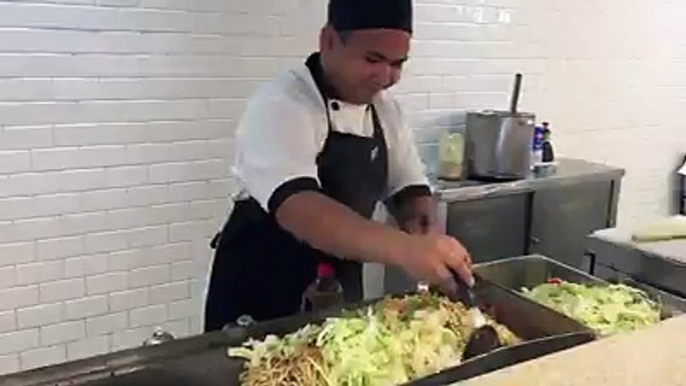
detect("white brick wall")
[0,311,16,334]
[0,0,684,375]
[17,304,64,329]
[20,346,66,370]
[67,336,109,361]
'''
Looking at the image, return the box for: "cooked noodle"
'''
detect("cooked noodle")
[229,294,519,386]
[240,347,328,386]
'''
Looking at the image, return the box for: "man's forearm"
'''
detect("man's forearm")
[275,191,410,265]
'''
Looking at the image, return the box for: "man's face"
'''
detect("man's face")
[322,28,410,104]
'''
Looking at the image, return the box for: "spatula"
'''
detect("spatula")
[450,272,503,361]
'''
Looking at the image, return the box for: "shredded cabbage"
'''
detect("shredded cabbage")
[522,281,661,336]
[228,294,519,386]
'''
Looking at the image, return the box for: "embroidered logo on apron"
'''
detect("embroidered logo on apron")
[370,146,379,162]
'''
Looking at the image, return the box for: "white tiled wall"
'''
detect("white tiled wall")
[0,0,684,374]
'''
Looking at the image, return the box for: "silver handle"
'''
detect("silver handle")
[142,327,175,346]
[236,315,256,328]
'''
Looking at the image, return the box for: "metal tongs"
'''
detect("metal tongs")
[414,215,502,359]
[450,272,503,360]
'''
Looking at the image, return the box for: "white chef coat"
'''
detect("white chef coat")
[233,60,430,213]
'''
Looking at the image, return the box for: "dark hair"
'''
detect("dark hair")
[327,0,413,34]
[334,28,353,44]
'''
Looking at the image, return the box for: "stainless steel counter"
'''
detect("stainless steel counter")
[589,224,686,298]
[430,158,625,203]
[0,330,239,386]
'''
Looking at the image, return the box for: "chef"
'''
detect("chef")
[204,0,474,332]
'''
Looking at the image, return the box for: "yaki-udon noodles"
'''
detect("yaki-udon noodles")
[228,294,519,386]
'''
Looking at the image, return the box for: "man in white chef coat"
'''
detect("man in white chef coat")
[204,0,473,332]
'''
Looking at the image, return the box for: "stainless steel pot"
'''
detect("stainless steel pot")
[465,110,535,180]
[465,73,536,181]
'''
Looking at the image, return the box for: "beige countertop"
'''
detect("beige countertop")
[460,315,686,386]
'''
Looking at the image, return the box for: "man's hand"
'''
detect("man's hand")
[388,194,473,293]
[275,191,473,294]
[391,234,473,295]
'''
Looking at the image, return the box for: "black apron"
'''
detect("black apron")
[204,54,389,332]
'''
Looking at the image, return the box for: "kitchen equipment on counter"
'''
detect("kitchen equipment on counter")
[465,73,536,181]
[438,131,466,180]
[0,279,594,386]
[531,122,557,172]
[541,122,555,163]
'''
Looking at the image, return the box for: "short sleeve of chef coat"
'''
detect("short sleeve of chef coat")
[233,89,326,214]
[380,96,431,199]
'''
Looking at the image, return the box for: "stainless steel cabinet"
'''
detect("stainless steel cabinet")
[443,181,618,270]
[446,194,530,264]
[528,180,614,271]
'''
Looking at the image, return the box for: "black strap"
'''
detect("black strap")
[210,233,221,250]
[307,52,383,169]
[305,53,334,133]
[369,104,383,140]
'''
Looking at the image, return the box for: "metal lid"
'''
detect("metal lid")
[142,327,175,346]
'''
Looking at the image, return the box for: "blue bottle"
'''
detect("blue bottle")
[532,125,545,166]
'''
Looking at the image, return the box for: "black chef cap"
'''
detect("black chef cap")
[328,0,413,34]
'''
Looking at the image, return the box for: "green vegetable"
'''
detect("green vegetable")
[316,304,463,385]
[228,294,519,386]
[521,281,661,336]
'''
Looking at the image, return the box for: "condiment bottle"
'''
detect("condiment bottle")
[438,131,465,180]
[532,124,545,167]
[541,122,555,163]
[301,263,345,312]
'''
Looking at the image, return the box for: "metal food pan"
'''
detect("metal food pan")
[474,254,686,320]
[61,334,594,386]
[588,232,686,298]
[593,263,686,319]
[214,280,594,386]
[404,332,592,386]
[0,280,594,386]
[217,280,595,386]
[473,254,604,289]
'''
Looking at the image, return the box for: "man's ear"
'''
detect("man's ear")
[319,26,335,52]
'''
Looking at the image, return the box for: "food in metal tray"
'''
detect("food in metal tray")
[522,279,661,336]
[227,293,519,386]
